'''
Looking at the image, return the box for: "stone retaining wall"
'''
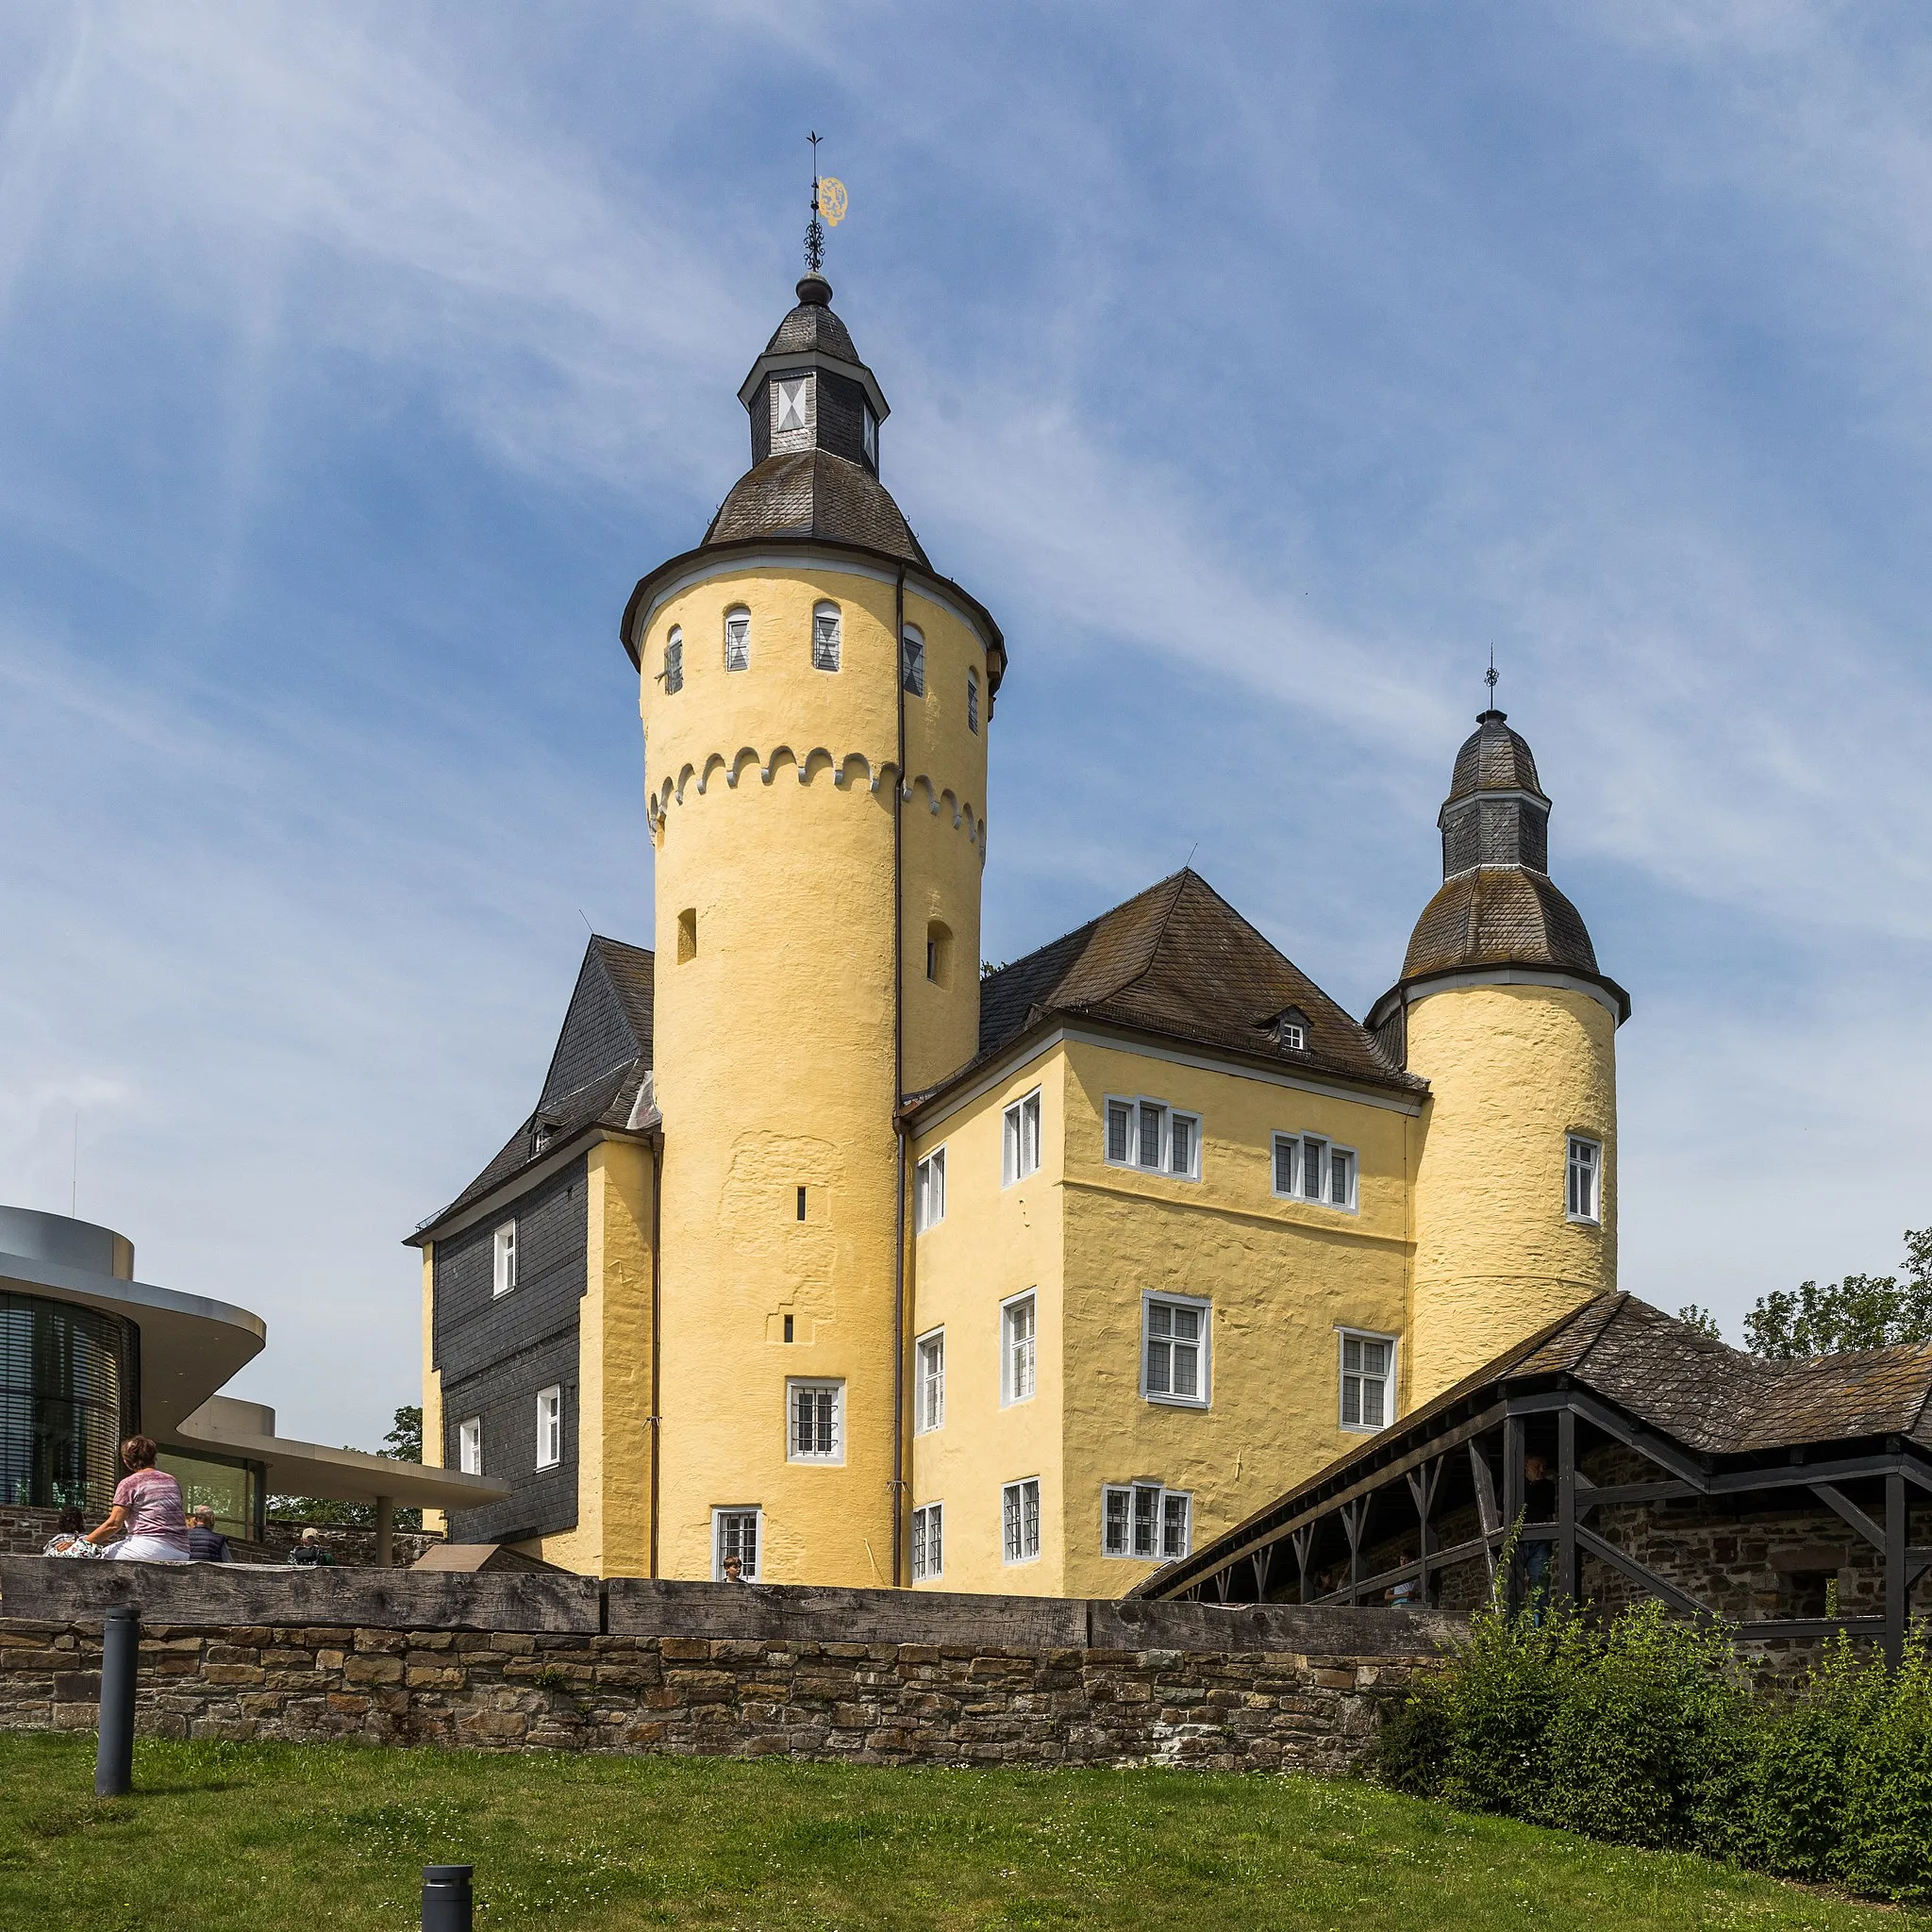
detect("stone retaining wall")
[0,1559,1455,1775]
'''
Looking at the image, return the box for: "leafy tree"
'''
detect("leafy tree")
[1675,1305,1724,1341]
[270,1404,425,1531]
[384,1404,424,1463]
[1742,1227,1932,1358]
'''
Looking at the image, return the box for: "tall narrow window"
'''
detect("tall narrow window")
[1107,1099,1132,1165]
[788,1380,843,1461]
[967,667,979,733]
[677,908,697,962]
[1328,1146,1357,1209]
[1273,1134,1298,1198]
[713,1507,759,1579]
[724,607,750,672]
[1002,1478,1041,1563]
[1340,1331,1394,1432]
[925,920,952,987]
[811,601,841,673]
[458,1417,482,1475]
[862,405,877,467]
[774,375,810,435]
[535,1386,562,1470]
[1143,1295,1208,1406]
[914,1149,946,1233]
[1102,1483,1191,1560]
[662,626,683,694]
[901,624,925,696]
[915,1330,945,1433]
[910,1501,941,1580]
[1567,1135,1602,1224]
[1002,1089,1041,1185]
[492,1222,517,1297]
[1002,1293,1037,1405]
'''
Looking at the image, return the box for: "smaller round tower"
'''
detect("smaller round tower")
[1369,710,1629,1408]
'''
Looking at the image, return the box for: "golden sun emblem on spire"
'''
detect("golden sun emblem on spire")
[817,176,849,226]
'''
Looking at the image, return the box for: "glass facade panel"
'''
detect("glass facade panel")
[0,1291,136,1516]
[157,1449,263,1541]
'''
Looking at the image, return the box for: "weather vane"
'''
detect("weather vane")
[1485,646,1499,709]
[804,132,848,275]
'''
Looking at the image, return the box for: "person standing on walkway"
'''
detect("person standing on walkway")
[84,1437,192,1562]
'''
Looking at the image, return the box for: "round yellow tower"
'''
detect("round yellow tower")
[1368,710,1629,1409]
[619,273,1005,1586]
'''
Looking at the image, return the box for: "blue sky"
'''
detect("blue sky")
[2,4,1929,1447]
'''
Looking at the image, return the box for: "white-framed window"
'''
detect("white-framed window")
[901,624,925,696]
[862,404,877,467]
[1002,1478,1041,1564]
[1104,1096,1201,1180]
[1102,1482,1191,1561]
[1340,1330,1395,1432]
[724,607,750,672]
[1002,1088,1041,1185]
[457,1416,482,1475]
[535,1385,562,1470]
[910,1501,941,1581]
[811,600,841,673]
[967,667,979,734]
[774,374,810,435]
[1567,1135,1602,1224]
[915,1329,944,1433]
[662,626,683,694]
[788,1379,844,1462]
[1142,1293,1209,1407]
[914,1147,946,1232]
[492,1221,517,1297]
[713,1507,759,1579]
[1001,1292,1037,1406]
[1272,1132,1357,1211]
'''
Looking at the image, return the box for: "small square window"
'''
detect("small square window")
[901,625,925,696]
[915,1330,944,1433]
[535,1386,562,1470]
[788,1380,843,1462]
[492,1222,517,1297]
[457,1417,482,1475]
[1002,1090,1041,1185]
[1002,1477,1041,1564]
[910,1501,941,1581]
[1567,1135,1602,1224]
[1002,1293,1037,1406]
[1340,1331,1395,1432]
[1143,1295,1209,1406]
[724,609,750,672]
[714,1507,759,1580]
[914,1149,946,1233]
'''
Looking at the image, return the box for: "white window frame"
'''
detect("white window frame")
[1101,1482,1191,1561]
[492,1221,517,1297]
[786,1378,845,1464]
[774,374,811,436]
[914,1328,945,1434]
[724,607,750,672]
[712,1507,760,1580]
[1002,1088,1041,1187]
[1271,1132,1357,1212]
[811,600,841,673]
[901,623,925,696]
[914,1146,946,1233]
[535,1385,562,1470]
[660,625,683,694]
[1567,1134,1602,1224]
[967,666,979,734]
[1141,1292,1211,1408]
[1339,1328,1397,1434]
[1000,1291,1037,1407]
[910,1500,941,1581]
[862,404,877,467]
[1002,1477,1041,1565]
[1104,1095,1202,1182]
[457,1416,482,1475]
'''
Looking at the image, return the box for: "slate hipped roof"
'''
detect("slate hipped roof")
[924,869,1424,1111]
[408,936,655,1243]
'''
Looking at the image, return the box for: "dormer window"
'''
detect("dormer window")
[774,376,809,434]
[862,406,877,467]
[1274,1009,1309,1054]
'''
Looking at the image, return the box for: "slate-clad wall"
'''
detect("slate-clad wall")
[434,1158,588,1544]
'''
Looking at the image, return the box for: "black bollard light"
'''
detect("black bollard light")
[94,1605,139,1798]
[421,1864,474,1932]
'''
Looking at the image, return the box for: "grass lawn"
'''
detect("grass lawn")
[0,1734,1920,1931]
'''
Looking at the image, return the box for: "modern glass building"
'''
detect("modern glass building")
[0,1290,137,1516]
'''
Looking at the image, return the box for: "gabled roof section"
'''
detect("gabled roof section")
[943,870,1423,1108]
[408,936,655,1244]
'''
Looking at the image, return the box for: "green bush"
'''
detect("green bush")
[1369,1597,1932,1904]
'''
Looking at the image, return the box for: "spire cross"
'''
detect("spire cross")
[805,131,825,275]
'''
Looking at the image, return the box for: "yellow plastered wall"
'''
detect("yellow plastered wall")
[639,559,991,1586]
[1057,1040,1413,1597]
[419,1243,444,1537]
[532,1140,656,1575]
[1405,982,1618,1407]
[908,1052,1066,1594]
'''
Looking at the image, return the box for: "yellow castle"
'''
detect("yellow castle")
[409,271,1630,1593]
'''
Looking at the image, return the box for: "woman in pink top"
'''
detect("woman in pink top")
[84,1436,191,1562]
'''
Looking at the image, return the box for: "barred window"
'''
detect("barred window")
[1101,1483,1190,1560]
[724,608,750,672]
[788,1380,843,1461]
[811,602,841,672]
[910,1501,941,1581]
[1002,1477,1041,1564]
[713,1507,759,1579]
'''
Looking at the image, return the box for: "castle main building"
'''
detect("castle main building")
[409,271,1629,1593]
